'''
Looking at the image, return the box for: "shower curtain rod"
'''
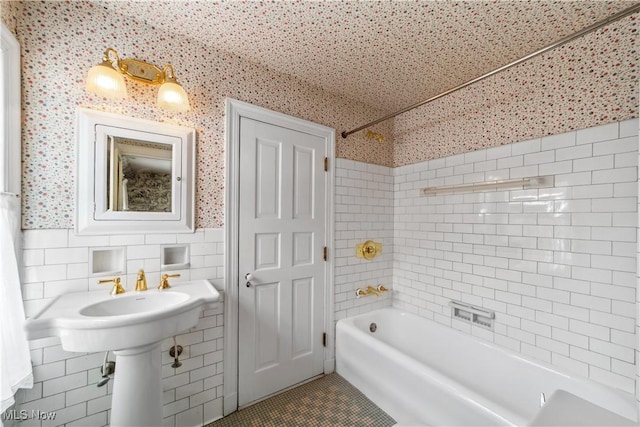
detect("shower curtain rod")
[341,3,640,139]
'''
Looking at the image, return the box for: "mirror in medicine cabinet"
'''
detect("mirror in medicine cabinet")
[76,108,195,234]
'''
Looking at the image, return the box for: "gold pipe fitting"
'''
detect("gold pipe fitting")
[158,273,180,290]
[355,288,367,298]
[365,130,385,143]
[98,277,125,295]
[377,285,388,293]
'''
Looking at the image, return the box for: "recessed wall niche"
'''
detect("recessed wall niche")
[161,244,190,270]
[89,247,126,276]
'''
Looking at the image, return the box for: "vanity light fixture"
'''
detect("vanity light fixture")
[85,47,191,112]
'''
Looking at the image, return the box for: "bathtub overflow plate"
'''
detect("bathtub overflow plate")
[369,322,377,333]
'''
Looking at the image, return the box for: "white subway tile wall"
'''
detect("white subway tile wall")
[636,119,640,415]
[16,229,225,427]
[12,119,639,425]
[393,119,638,395]
[334,159,394,321]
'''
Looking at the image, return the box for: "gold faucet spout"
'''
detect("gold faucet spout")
[366,286,381,296]
[135,269,148,291]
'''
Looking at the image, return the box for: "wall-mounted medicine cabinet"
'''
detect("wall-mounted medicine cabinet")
[76,108,196,235]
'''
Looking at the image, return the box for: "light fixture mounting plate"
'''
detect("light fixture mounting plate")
[119,58,164,85]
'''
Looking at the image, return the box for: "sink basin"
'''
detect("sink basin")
[80,291,189,317]
[24,279,220,352]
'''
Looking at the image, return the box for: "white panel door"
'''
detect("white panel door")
[238,117,326,406]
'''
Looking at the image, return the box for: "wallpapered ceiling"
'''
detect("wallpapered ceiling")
[96,0,637,112]
[5,1,639,229]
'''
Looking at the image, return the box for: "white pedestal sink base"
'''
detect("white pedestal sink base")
[111,342,163,427]
[24,280,221,426]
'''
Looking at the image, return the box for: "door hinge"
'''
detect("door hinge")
[322,332,327,347]
[324,157,328,172]
[323,246,328,261]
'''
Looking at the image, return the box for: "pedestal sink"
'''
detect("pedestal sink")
[25,279,220,426]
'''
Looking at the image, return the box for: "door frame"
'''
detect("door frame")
[223,98,335,415]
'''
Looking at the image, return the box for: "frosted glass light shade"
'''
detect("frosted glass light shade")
[86,62,127,99]
[157,81,190,112]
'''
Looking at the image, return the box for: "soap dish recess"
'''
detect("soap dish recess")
[90,247,126,276]
[161,244,189,270]
[449,300,495,330]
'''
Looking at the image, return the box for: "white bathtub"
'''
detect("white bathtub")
[336,307,637,426]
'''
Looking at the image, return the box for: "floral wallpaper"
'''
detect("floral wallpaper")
[8,1,639,228]
[0,1,17,34]
[393,12,639,166]
[13,0,393,229]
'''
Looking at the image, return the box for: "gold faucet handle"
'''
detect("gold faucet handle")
[356,240,383,260]
[158,273,180,290]
[98,277,125,295]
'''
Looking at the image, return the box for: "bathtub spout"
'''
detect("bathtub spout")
[366,286,381,296]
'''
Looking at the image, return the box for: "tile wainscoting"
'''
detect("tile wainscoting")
[15,229,225,427]
[13,173,396,427]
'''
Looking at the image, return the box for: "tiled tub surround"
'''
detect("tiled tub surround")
[15,229,225,427]
[334,159,394,321]
[393,119,638,395]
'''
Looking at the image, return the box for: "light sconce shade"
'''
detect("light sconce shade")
[85,50,127,99]
[85,47,190,112]
[85,61,128,99]
[157,65,191,112]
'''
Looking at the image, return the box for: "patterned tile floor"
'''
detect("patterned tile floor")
[205,373,396,427]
